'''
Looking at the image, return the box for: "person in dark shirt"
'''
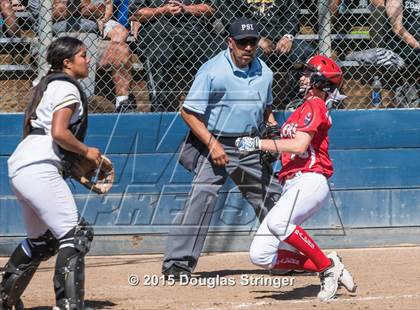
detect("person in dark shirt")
[221,0,315,105]
[80,0,138,112]
[0,0,20,37]
[385,0,419,66]
[130,0,221,112]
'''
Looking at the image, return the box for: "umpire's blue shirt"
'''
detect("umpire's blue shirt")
[183,49,273,136]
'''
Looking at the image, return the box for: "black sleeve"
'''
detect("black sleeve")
[272,0,299,39]
[216,0,244,35]
[129,0,148,15]
[136,0,153,9]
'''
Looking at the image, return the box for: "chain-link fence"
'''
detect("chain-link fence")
[0,0,418,113]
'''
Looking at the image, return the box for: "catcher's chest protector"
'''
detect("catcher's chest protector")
[25,73,89,178]
[25,73,88,141]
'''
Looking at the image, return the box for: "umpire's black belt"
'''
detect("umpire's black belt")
[216,136,247,147]
[216,136,238,147]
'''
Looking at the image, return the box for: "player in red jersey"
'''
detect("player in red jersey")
[235,55,356,301]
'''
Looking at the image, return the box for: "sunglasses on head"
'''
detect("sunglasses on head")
[234,38,259,46]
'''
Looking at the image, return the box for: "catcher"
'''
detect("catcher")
[0,37,113,310]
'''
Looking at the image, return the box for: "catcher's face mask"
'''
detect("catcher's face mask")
[298,68,315,94]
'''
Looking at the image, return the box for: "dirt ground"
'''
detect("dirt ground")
[1,246,419,310]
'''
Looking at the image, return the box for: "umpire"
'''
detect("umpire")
[162,17,283,279]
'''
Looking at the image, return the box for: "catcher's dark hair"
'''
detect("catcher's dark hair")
[46,37,84,72]
[23,37,85,139]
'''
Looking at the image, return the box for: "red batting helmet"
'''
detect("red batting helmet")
[294,55,343,92]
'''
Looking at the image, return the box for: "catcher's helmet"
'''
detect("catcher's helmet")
[294,55,343,92]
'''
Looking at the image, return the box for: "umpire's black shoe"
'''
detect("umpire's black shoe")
[162,264,191,281]
[115,93,137,113]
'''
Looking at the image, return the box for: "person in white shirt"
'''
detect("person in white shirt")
[1,37,101,310]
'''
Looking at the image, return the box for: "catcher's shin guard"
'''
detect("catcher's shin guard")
[0,259,36,310]
[54,219,94,309]
[1,231,58,309]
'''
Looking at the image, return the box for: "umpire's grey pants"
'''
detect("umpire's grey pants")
[162,143,282,273]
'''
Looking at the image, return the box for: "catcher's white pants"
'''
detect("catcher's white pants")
[250,172,330,269]
[9,163,78,239]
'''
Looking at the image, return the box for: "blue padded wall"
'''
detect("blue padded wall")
[0,110,419,253]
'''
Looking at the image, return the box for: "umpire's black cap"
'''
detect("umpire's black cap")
[228,18,259,40]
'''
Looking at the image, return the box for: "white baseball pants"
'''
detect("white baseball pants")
[9,162,78,239]
[250,172,330,269]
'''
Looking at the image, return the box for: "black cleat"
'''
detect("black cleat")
[0,299,24,310]
[162,265,191,281]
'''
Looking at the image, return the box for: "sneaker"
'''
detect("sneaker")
[328,252,357,293]
[115,93,137,113]
[162,264,191,282]
[317,254,344,301]
[341,267,357,293]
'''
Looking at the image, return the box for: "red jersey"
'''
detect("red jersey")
[278,96,333,182]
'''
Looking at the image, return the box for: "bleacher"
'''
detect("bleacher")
[0,8,370,73]
[1,7,373,66]
[0,2,417,112]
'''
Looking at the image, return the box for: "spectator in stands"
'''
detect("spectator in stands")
[130,0,221,112]
[27,0,137,112]
[80,0,138,112]
[0,0,20,37]
[385,0,419,66]
[221,0,315,105]
[98,0,140,42]
[371,0,385,7]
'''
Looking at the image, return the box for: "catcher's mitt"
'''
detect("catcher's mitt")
[70,155,114,194]
[258,122,282,165]
[258,122,281,140]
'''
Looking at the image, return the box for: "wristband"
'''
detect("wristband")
[283,34,294,41]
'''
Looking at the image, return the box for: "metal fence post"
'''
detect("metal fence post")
[77,32,98,99]
[318,0,332,57]
[35,0,53,84]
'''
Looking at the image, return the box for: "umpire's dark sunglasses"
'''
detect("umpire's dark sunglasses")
[234,38,259,47]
